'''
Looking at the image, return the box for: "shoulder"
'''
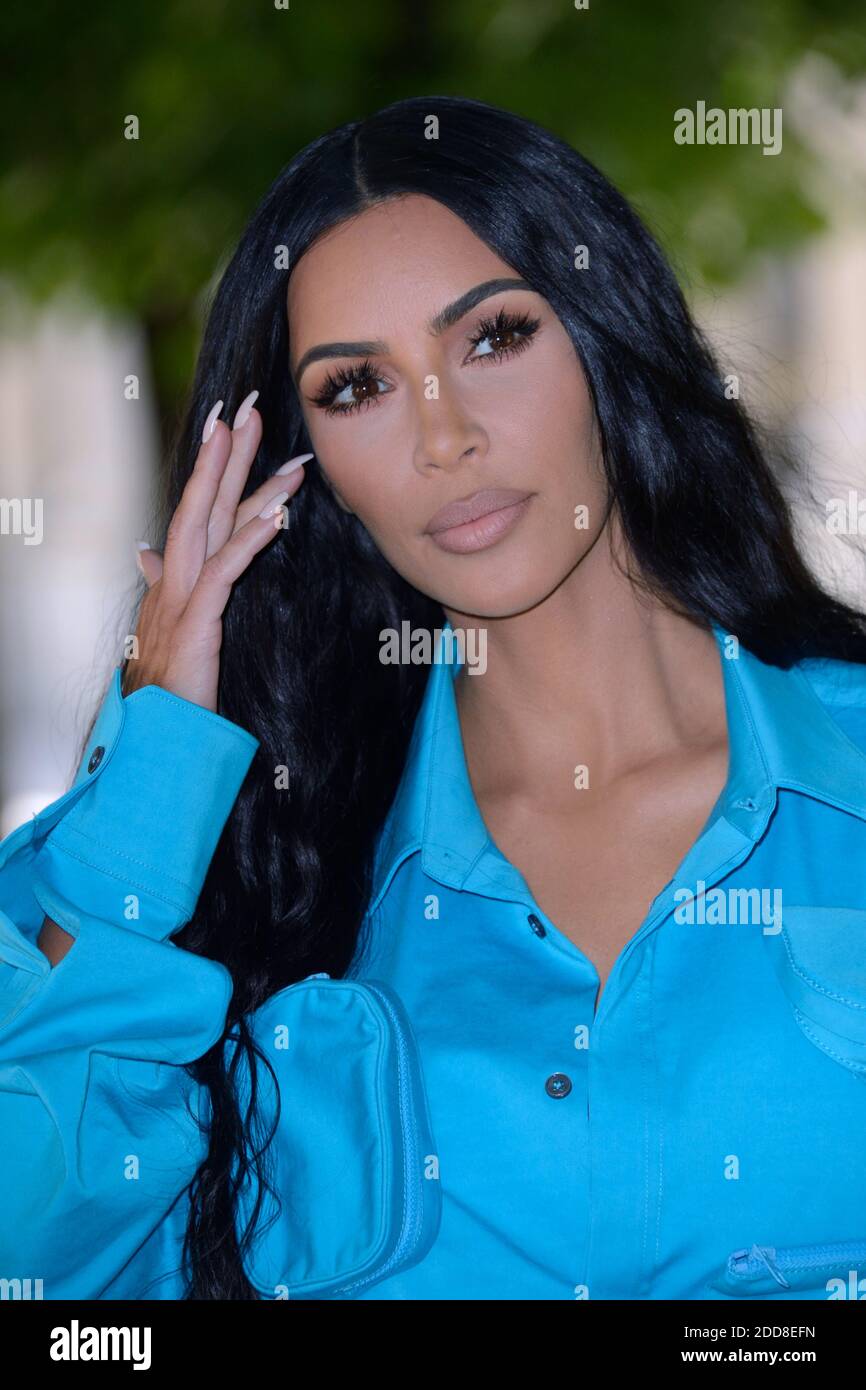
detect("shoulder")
[795,654,866,755]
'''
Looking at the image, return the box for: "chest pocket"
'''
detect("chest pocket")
[709,1239,866,1298]
[762,905,866,1079]
[231,976,441,1300]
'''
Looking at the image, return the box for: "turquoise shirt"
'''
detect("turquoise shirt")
[2,623,866,1300]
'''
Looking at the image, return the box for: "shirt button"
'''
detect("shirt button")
[545,1072,572,1099]
[528,913,547,937]
[87,746,105,773]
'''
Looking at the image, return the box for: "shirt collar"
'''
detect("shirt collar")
[367,620,866,914]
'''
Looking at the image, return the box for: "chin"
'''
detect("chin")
[427,566,567,622]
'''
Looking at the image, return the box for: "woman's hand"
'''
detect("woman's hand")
[123,391,312,712]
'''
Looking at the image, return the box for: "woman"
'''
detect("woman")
[3,94,866,1302]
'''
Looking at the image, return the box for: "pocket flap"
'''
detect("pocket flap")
[232,977,441,1299]
[763,906,866,1077]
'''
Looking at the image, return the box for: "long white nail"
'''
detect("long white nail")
[233,389,259,430]
[134,540,151,574]
[275,452,314,475]
[202,399,224,442]
[259,489,290,519]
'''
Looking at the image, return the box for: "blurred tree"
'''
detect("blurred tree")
[1,0,863,435]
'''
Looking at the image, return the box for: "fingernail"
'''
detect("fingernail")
[259,489,290,519]
[202,399,224,442]
[275,452,314,475]
[233,389,260,431]
[134,540,151,574]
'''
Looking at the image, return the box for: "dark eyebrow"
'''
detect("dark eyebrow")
[292,277,536,385]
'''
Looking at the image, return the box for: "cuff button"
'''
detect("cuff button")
[87,745,105,773]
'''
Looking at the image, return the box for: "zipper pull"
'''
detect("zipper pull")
[747,1244,791,1289]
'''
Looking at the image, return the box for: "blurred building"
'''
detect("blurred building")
[0,294,156,835]
[695,52,866,604]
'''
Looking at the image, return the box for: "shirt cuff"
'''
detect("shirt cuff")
[28,666,260,942]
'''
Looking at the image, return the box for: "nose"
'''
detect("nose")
[411,384,489,476]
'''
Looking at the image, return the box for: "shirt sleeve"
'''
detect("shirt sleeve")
[0,666,259,1298]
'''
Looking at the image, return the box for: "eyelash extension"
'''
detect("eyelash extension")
[465,307,542,363]
[309,307,542,415]
[310,358,391,417]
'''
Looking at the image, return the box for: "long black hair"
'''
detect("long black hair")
[95,94,866,1298]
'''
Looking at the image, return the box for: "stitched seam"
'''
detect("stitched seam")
[695,837,766,896]
[639,960,651,1298]
[40,837,192,915]
[727,657,773,793]
[796,1013,866,1074]
[48,822,195,900]
[128,687,259,752]
[650,932,664,1279]
[779,928,866,1010]
[779,1256,866,1271]
[779,780,866,819]
[421,683,446,857]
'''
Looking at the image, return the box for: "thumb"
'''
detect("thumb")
[135,541,164,587]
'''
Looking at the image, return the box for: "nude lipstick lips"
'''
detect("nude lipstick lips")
[424,488,534,554]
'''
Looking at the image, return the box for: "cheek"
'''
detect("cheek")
[306,409,408,529]
[299,406,429,593]
[310,415,428,569]
[529,351,603,505]
[523,345,595,447]
[475,340,594,454]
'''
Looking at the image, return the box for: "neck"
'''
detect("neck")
[443,516,728,805]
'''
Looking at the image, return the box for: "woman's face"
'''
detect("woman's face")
[287,193,608,620]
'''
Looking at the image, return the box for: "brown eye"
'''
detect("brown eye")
[466,309,541,364]
[310,359,394,416]
[488,328,517,352]
[349,378,381,403]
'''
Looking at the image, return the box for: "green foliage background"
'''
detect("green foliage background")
[2,0,863,424]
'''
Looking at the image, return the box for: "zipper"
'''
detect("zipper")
[728,1240,866,1290]
[331,981,423,1297]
